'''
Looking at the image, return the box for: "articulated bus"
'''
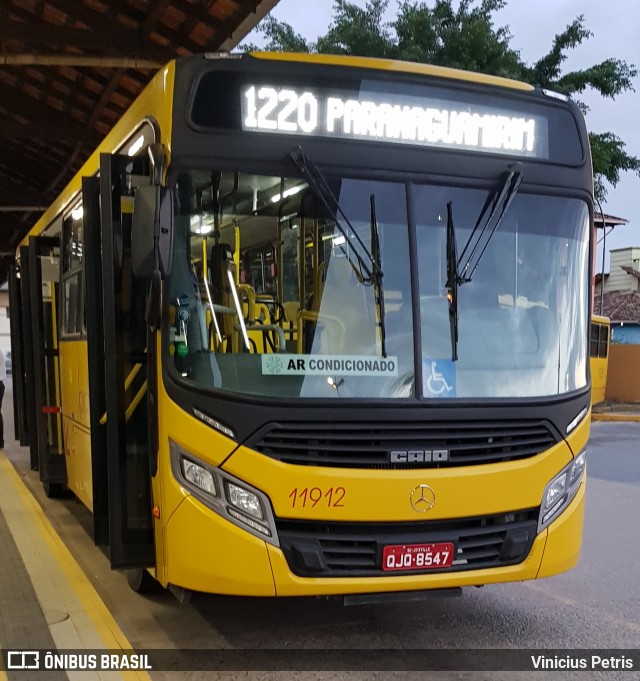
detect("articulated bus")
[10,52,593,599]
[590,314,610,405]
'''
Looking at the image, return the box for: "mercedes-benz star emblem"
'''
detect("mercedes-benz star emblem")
[410,484,436,512]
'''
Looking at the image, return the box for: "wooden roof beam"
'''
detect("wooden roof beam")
[0,205,47,212]
[0,189,51,207]
[0,119,99,144]
[37,0,175,63]
[0,6,173,62]
[219,0,281,50]
[0,83,99,143]
[0,54,162,68]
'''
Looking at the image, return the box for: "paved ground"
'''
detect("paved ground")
[2,377,639,679]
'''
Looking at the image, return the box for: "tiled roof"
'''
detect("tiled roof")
[595,212,629,228]
[599,290,640,323]
[0,0,280,284]
[620,265,640,280]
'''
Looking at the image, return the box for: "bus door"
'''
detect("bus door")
[82,154,155,568]
[8,262,29,448]
[27,236,66,495]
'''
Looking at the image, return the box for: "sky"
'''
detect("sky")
[247,0,640,272]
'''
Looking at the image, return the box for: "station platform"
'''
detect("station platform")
[0,380,155,681]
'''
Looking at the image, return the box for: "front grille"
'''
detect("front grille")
[277,509,539,577]
[248,421,559,468]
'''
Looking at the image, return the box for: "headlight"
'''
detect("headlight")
[538,449,587,532]
[568,450,587,485]
[182,459,216,496]
[226,483,264,520]
[170,441,278,546]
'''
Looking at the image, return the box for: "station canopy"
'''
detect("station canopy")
[0,0,280,284]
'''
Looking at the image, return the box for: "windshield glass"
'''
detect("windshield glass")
[167,170,414,398]
[166,171,589,401]
[414,185,589,398]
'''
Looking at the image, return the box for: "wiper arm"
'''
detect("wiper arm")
[291,146,382,285]
[370,193,386,358]
[445,201,459,361]
[457,163,524,284]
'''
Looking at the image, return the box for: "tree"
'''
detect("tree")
[245,0,639,202]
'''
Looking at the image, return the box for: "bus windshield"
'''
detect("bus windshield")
[414,185,589,398]
[166,169,589,400]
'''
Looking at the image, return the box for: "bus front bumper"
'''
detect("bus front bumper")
[164,480,585,596]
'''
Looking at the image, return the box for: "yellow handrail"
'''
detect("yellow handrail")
[125,381,148,424]
[99,363,144,425]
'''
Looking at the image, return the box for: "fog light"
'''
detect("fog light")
[181,458,216,496]
[227,483,264,520]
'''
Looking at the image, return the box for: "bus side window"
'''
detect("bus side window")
[61,211,83,337]
[590,323,600,357]
[599,324,609,358]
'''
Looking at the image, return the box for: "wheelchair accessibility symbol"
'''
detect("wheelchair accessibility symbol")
[423,359,456,397]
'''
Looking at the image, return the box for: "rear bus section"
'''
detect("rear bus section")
[590,315,610,405]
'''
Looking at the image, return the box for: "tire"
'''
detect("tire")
[43,481,64,498]
[126,568,160,594]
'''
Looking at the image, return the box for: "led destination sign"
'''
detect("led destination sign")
[242,84,548,158]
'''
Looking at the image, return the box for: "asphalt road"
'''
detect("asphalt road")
[2,379,639,679]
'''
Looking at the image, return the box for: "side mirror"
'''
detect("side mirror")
[131,184,173,278]
[131,143,173,279]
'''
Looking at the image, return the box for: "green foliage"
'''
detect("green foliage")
[590,132,640,201]
[392,0,523,77]
[316,0,396,56]
[247,0,638,202]
[242,16,312,53]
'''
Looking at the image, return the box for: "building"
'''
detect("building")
[595,247,640,343]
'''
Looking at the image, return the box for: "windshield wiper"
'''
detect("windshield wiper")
[291,146,382,286]
[445,201,459,361]
[444,164,523,361]
[370,193,387,357]
[457,163,524,284]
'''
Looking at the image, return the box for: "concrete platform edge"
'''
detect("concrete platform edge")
[0,450,153,681]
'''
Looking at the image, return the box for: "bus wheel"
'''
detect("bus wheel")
[126,568,159,594]
[43,481,64,498]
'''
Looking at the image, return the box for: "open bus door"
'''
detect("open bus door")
[82,153,155,568]
[8,263,29,448]
[24,236,66,495]
[15,247,38,469]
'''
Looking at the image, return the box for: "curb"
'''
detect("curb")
[592,413,640,423]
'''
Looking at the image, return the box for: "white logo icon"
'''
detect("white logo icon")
[8,651,40,669]
[426,361,453,395]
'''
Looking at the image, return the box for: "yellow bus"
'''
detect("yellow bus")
[590,314,610,405]
[9,52,592,599]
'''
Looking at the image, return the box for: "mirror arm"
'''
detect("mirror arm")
[147,143,166,186]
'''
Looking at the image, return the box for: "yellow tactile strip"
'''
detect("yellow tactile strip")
[0,451,153,681]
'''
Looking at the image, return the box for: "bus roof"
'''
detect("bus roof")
[19,52,544,249]
[250,51,535,92]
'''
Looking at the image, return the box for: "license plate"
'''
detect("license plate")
[382,542,455,571]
